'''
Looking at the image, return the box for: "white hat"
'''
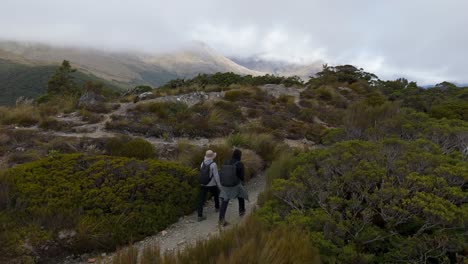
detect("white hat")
[204,150,217,159]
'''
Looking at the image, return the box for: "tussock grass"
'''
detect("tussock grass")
[176,141,232,169]
[264,152,300,187]
[226,133,288,166]
[0,104,41,126]
[111,216,321,264]
[112,245,139,264]
[37,94,78,116]
[176,142,263,181]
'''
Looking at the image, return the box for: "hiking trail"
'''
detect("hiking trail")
[67,172,266,264]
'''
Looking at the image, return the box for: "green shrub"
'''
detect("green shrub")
[105,136,155,159]
[265,139,468,262]
[0,154,198,260]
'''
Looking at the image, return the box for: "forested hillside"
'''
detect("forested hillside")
[0,59,123,105]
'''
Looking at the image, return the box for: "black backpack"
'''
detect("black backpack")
[220,161,240,187]
[199,161,214,185]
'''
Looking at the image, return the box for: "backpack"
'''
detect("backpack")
[199,161,214,185]
[220,161,240,187]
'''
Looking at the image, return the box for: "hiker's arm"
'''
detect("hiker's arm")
[212,163,221,187]
[237,162,245,182]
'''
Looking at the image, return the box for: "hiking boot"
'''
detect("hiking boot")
[239,211,246,217]
[218,219,229,227]
[197,216,207,222]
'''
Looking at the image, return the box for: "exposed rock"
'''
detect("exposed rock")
[161,230,168,237]
[136,92,156,102]
[87,258,97,263]
[58,230,77,240]
[150,91,224,107]
[337,86,352,92]
[124,86,153,96]
[177,240,186,245]
[16,96,34,106]
[73,125,98,133]
[313,116,328,126]
[78,92,105,108]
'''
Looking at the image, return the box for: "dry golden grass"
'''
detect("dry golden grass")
[110,216,321,264]
[0,104,40,126]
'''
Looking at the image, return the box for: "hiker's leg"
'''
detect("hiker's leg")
[238,197,245,215]
[219,198,229,221]
[197,186,208,217]
[211,186,220,210]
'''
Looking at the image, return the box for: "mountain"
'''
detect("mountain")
[0,41,262,87]
[0,58,123,105]
[230,56,323,80]
[0,40,265,105]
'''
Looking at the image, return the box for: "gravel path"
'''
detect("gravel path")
[137,173,266,253]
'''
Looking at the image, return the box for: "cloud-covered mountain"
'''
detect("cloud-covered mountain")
[0,41,262,89]
[231,56,323,80]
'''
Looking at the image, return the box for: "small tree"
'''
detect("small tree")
[47,60,78,95]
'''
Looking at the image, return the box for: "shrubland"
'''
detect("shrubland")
[132,65,467,263]
[0,63,467,263]
[0,154,198,262]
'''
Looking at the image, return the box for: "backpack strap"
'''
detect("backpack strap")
[206,161,214,179]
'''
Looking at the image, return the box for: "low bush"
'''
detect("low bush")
[224,89,253,101]
[80,109,104,123]
[105,136,155,159]
[38,117,66,131]
[6,150,41,166]
[0,154,198,261]
[264,139,468,263]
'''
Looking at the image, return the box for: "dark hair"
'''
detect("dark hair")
[232,149,242,161]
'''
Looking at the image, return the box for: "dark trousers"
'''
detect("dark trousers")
[219,197,245,221]
[197,186,220,217]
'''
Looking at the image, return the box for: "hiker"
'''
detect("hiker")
[218,149,249,226]
[197,150,220,222]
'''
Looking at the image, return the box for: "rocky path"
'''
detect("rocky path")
[70,173,266,264]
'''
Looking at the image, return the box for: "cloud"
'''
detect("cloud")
[1,0,467,84]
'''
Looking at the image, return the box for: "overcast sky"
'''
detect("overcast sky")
[1,0,467,84]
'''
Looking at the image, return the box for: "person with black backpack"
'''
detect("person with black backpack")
[197,150,220,222]
[218,149,249,226]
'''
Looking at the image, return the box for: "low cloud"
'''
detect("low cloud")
[1,0,467,84]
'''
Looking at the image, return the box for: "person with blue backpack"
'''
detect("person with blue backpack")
[197,150,221,222]
[218,149,249,226]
